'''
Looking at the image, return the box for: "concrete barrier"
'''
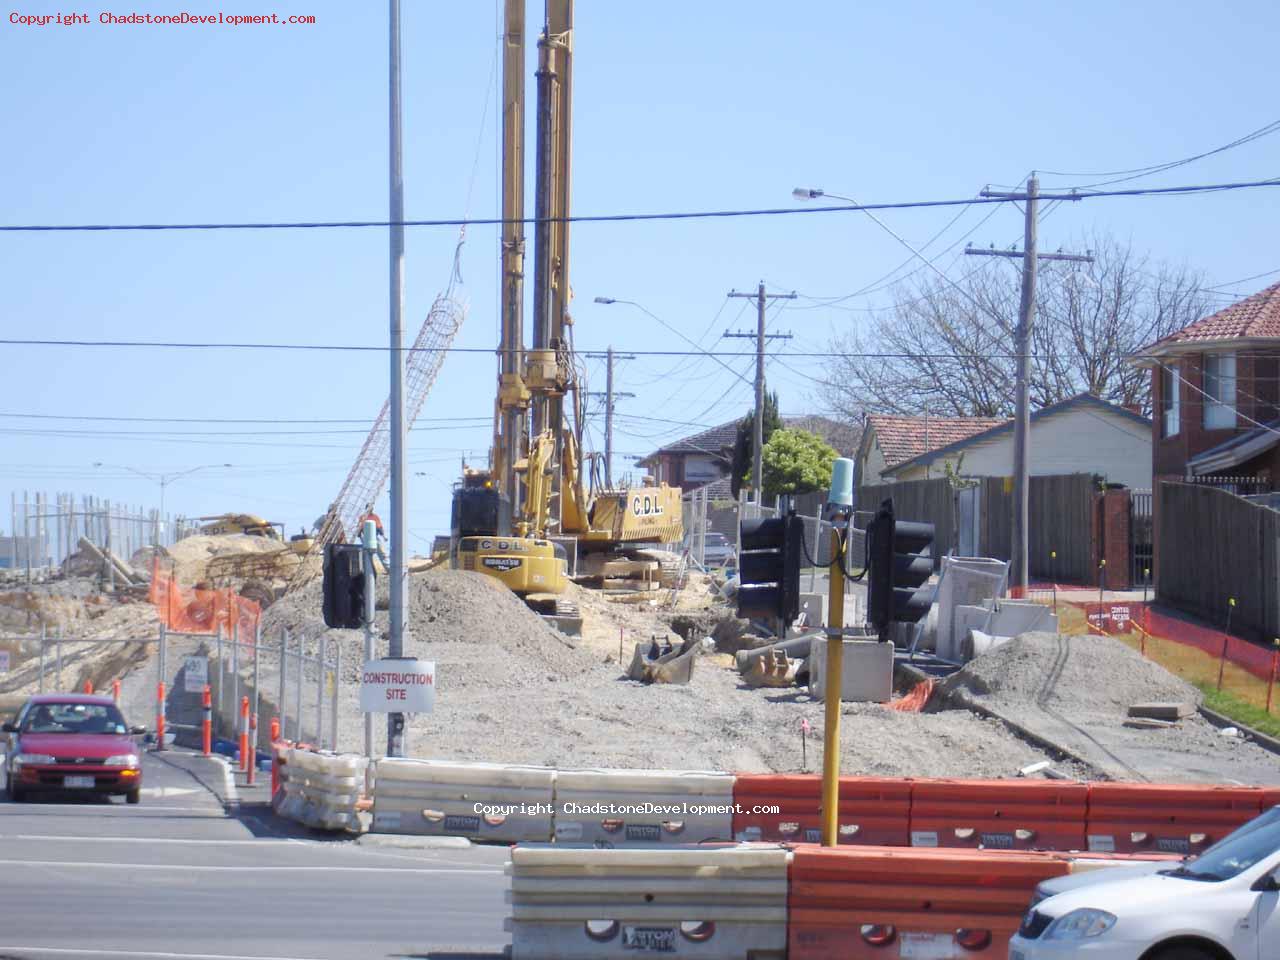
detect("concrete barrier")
[274,748,366,832]
[506,843,789,960]
[372,758,555,843]
[553,768,736,846]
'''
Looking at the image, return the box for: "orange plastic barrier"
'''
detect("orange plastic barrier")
[788,845,1068,960]
[1086,782,1263,854]
[909,778,1088,852]
[734,775,912,846]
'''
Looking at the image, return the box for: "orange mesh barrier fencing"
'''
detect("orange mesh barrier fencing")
[149,564,260,636]
[885,678,935,713]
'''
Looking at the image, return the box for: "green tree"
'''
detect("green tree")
[760,428,837,496]
[730,388,782,498]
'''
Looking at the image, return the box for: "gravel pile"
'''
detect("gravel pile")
[234,570,1070,777]
[944,632,1200,722]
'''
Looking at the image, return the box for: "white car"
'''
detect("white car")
[1009,804,1280,960]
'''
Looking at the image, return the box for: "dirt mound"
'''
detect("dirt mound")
[164,534,286,583]
[943,631,1201,721]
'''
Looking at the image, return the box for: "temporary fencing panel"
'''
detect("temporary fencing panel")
[554,769,736,846]
[372,758,555,843]
[506,843,790,960]
[1086,782,1264,854]
[274,748,366,832]
[788,845,1069,960]
[733,775,911,846]
[909,779,1088,852]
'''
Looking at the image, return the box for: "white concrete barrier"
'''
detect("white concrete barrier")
[553,768,736,846]
[275,748,366,832]
[506,843,790,960]
[372,758,555,843]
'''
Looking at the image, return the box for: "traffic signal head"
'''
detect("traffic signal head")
[737,513,804,623]
[322,543,366,629]
[866,498,935,636]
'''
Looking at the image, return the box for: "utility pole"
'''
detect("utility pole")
[966,174,1092,594]
[727,282,796,500]
[386,0,407,758]
[585,346,635,488]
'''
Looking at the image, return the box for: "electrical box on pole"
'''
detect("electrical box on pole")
[866,498,934,637]
[322,543,366,629]
[737,512,803,623]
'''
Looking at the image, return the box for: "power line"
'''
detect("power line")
[0,412,490,426]
[1040,119,1280,189]
[2,177,1277,233]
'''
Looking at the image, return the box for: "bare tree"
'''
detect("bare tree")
[822,231,1209,420]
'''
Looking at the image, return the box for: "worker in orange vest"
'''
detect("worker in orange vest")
[359,504,389,568]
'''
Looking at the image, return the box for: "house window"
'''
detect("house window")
[1203,352,1236,430]
[1162,364,1180,437]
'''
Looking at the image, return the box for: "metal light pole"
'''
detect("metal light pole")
[93,463,231,544]
[386,0,408,758]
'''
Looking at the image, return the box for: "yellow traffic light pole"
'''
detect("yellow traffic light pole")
[820,522,844,847]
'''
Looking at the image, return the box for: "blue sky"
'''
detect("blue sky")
[2,0,1278,543]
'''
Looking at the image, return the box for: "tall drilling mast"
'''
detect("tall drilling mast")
[493,0,530,512]
[529,0,574,531]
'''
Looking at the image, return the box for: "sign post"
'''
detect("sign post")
[361,658,435,715]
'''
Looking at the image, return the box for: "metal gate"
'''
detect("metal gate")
[1131,489,1153,587]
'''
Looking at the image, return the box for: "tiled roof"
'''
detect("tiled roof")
[640,420,739,463]
[866,412,1008,468]
[1143,281,1280,352]
[643,415,862,465]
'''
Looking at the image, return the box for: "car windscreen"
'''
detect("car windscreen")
[1167,805,1280,881]
[21,702,129,735]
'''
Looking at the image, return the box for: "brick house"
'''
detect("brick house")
[1134,281,1280,489]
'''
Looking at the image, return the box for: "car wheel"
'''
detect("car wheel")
[1151,946,1217,960]
[8,782,25,803]
[126,787,141,805]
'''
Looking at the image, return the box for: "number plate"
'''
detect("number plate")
[63,775,95,789]
[900,932,959,959]
[622,926,675,952]
[443,815,480,833]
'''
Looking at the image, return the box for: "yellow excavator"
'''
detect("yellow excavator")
[451,0,681,623]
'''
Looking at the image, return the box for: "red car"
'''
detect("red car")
[3,694,147,804]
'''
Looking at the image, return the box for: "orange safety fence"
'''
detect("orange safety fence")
[885,678,935,713]
[149,563,260,636]
[1044,596,1280,713]
[1085,781,1263,855]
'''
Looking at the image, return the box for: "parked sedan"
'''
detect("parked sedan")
[1010,804,1280,960]
[3,694,146,804]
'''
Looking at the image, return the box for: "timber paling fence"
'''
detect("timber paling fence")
[857,473,1096,582]
[1157,481,1280,646]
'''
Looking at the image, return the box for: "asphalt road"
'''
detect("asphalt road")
[0,751,511,960]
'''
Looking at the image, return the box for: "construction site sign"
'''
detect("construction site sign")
[183,656,208,693]
[360,659,435,713]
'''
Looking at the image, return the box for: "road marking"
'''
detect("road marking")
[10,835,303,846]
[0,947,333,960]
[140,787,201,798]
[0,858,504,874]
[1,804,221,813]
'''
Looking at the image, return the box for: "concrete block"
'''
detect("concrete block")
[937,557,1007,660]
[808,638,894,703]
[1127,702,1194,720]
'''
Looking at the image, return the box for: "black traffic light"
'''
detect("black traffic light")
[866,497,935,636]
[322,543,366,629]
[737,512,804,623]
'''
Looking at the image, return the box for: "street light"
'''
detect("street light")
[593,297,752,386]
[93,462,233,543]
